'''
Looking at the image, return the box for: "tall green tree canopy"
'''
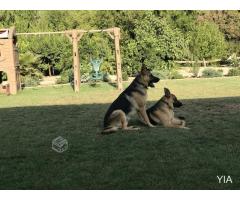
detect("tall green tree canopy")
[0,10,239,77]
[190,21,227,60]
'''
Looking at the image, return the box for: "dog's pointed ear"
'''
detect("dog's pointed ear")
[164,88,171,98]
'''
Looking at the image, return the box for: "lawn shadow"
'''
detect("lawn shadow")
[0,96,240,189]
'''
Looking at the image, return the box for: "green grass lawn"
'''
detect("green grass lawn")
[0,76,240,189]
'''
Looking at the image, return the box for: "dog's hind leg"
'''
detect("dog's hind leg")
[102,110,124,134]
[113,110,139,131]
[119,110,140,131]
[102,110,139,133]
[102,126,119,134]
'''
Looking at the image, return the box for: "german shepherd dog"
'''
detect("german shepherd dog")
[102,67,160,134]
[147,88,188,129]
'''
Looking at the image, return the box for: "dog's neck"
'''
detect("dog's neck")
[160,99,174,110]
[135,77,148,89]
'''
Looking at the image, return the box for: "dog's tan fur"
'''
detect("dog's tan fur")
[147,88,188,129]
[102,67,160,133]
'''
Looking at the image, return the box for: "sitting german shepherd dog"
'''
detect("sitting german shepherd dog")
[102,66,160,134]
[147,88,188,129]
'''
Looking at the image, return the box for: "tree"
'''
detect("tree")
[1,11,239,78]
[198,11,240,41]
[197,11,240,57]
[124,12,189,72]
[190,21,227,60]
[19,52,42,78]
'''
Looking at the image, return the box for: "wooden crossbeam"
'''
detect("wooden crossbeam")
[16,28,114,36]
[175,59,221,64]
[16,31,66,36]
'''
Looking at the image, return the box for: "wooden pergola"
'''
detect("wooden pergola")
[16,27,123,92]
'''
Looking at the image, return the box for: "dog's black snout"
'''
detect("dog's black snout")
[173,101,183,108]
[148,74,160,87]
[151,75,160,83]
[155,77,160,82]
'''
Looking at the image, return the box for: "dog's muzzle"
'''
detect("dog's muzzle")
[149,76,160,87]
[173,101,183,108]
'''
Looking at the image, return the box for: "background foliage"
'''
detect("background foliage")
[0,10,239,78]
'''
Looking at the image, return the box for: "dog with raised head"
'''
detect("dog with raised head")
[147,88,188,129]
[102,66,160,134]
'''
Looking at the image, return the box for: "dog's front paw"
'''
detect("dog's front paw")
[180,120,186,127]
[148,123,155,128]
[183,127,190,130]
[131,126,140,130]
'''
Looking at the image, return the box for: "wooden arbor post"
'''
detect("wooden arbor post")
[66,30,84,92]
[107,27,123,91]
[114,28,123,91]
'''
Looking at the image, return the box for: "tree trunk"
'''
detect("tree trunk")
[52,66,55,76]
[49,66,52,76]
[203,59,207,67]
[0,71,2,84]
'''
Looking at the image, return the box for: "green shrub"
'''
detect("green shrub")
[102,73,110,82]
[56,75,68,84]
[122,71,129,81]
[81,73,90,83]
[152,69,183,80]
[227,68,240,76]
[57,70,73,84]
[201,68,223,78]
[22,76,40,87]
[228,53,239,67]
[101,63,114,75]
[99,70,128,82]
[169,70,184,79]
[152,70,169,80]
[190,63,200,77]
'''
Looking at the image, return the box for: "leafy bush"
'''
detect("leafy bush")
[201,68,223,78]
[125,12,190,73]
[152,69,183,80]
[19,52,43,78]
[152,70,169,80]
[102,73,110,82]
[57,70,73,84]
[227,68,240,76]
[81,73,90,83]
[169,70,184,79]
[190,21,227,60]
[56,74,69,84]
[230,54,240,67]
[190,62,200,77]
[122,71,129,81]
[22,76,40,87]
[101,63,114,75]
